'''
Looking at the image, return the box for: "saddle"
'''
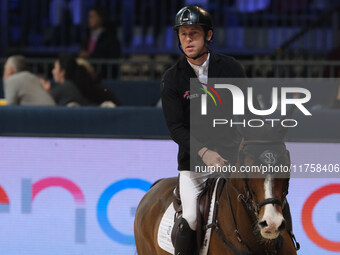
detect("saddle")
[171,177,226,252]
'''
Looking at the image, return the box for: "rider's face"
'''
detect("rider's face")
[178,25,212,59]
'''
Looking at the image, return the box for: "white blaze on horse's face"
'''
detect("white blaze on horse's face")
[259,175,285,239]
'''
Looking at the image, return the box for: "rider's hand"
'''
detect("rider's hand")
[198,148,228,167]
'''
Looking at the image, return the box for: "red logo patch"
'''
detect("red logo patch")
[183,90,190,99]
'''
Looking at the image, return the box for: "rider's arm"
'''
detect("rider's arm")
[161,71,203,156]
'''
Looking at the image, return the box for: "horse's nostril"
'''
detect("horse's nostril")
[259,221,268,228]
[278,220,286,231]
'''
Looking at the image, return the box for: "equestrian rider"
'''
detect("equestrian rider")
[161,5,249,255]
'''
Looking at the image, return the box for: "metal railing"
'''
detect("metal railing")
[2,58,340,80]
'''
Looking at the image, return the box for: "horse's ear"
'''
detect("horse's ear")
[275,105,297,139]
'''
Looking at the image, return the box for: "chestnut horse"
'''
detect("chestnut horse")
[134,129,299,255]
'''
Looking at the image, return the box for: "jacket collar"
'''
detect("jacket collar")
[207,51,223,77]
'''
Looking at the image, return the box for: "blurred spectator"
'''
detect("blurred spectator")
[76,58,120,106]
[43,54,120,106]
[49,54,93,106]
[79,7,121,59]
[76,57,96,78]
[3,55,55,106]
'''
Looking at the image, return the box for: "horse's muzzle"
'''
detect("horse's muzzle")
[258,218,286,239]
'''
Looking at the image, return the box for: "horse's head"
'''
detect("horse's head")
[237,125,290,240]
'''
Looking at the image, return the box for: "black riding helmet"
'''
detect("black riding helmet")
[173,5,213,59]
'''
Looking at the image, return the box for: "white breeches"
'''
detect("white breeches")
[179,170,207,231]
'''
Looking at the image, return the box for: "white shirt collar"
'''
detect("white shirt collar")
[187,53,210,69]
[187,53,210,84]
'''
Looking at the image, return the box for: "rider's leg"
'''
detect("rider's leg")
[175,170,205,255]
[180,170,206,230]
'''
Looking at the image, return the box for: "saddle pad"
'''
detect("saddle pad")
[157,178,221,255]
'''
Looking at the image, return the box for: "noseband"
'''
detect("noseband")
[236,177,288,217]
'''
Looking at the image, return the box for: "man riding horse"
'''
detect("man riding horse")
[160,5,297,255]
[160,5,256,255]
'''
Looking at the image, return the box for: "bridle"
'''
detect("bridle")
[229,177,288,220]
[206,139,291,255]
[237,140,290,216]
